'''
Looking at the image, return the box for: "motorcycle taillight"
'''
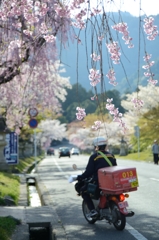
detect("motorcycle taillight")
[119,194,125,202]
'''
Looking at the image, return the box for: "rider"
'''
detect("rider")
[77,136,117,217]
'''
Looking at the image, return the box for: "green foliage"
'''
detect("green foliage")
[0,217,17,240]
[61,83,125,123]
[62,101,77,122]
[0,172,20,205]
[13,157,35,173]
[0,155,44,205]
[82,99,97,114]
[117,148,153,162]
[57,115,68,124]
[127,105,159,152]
[13,155,44,173]
[62,84,92,109]
[138,106,159,146]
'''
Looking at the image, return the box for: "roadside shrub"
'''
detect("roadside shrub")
[0,217,17,240]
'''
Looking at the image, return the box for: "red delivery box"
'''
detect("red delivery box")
[98,166,139,194]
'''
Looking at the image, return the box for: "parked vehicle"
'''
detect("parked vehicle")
[69,165,139,231]
[47,147,54,155]
[59,147,70,158]
[71,148,80,155]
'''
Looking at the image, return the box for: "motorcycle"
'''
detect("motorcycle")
[69,165,139,231]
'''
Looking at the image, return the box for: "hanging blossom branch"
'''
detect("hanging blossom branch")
[91,95,98,101]
[143,17,158,41]
[98,35,104,41]
[76,107,86,120]
[105,41,121,86]
[92,121,102,130]
[142,53,158,86]
[112,22,134,48]
[90,53,100,61]
[106,98,127,133]
[106,23,134,87]
[106,41,121,64]
[106,69,117,86]
[89,53,101,87]
[89,69,101,87]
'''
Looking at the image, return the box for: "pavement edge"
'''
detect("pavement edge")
[36,174,68,240]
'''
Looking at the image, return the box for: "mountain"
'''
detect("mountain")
[58,12,159,94]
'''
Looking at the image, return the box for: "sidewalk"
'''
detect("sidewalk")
[0,173,67,240]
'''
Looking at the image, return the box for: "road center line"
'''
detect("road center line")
[54,159,63,172]
[54,159,148,240]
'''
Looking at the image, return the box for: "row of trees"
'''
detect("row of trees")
[65,84,159,153]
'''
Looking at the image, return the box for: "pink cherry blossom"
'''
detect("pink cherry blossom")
[106,98,127,133]
[142,53,157,86]
[106,41,121,64]
[131,98,144,110]
[92,121,102,130]
[147,78,158,85]
[43,35,56,43]
[112,22,134,48]
[106,69,118,86]
[91,95,97,101]
[91,8,101,16]
[90,53,100,61]
[23,30,33,36]
[143,17,158,41]
[98,36,104,41]
[76,107,86,120]
[89,69,101,87]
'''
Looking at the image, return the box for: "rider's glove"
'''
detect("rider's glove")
[77,175,82,181]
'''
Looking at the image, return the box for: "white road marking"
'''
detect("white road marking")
[54,159,63,172]
[150,178,159,181]
[126,223,148,240]
[53,159,148,240]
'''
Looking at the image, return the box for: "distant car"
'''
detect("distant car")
[47,147,54,155]
[71,148,80,155]
[59,147,70,158]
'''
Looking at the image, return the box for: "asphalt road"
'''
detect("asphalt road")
[37,154,159,240]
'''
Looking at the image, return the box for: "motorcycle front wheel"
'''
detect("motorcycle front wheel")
[82,200,97,224]
[111,202,126,231]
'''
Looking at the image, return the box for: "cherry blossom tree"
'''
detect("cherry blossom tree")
[37,119,67,149]
[0,61,71,133]
[121,84,159,135]
[0,0,158,138]
[68,120,123,150]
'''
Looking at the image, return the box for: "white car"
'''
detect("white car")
[71,148,80,155]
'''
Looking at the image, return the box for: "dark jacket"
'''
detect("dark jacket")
[80,150,117,183]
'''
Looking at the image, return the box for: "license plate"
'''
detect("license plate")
[118,201,128,209]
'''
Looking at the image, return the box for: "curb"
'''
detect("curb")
[36,175,68,240]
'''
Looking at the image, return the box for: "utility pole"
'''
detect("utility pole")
[134,126,140,159]
[34,129,37,172]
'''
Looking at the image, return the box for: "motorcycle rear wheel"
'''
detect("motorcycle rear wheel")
[111,202,126,231]
[82,200,97,224]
